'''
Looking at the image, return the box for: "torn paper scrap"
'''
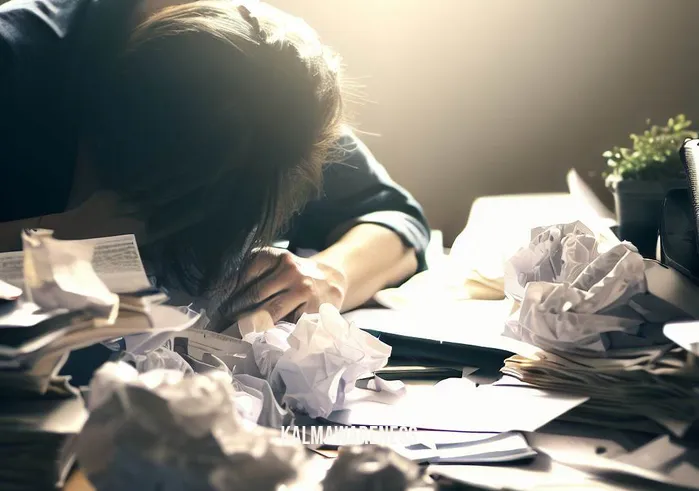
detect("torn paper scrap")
[272,304,392,419]
[22,229,118,320]
[0,233,150,293]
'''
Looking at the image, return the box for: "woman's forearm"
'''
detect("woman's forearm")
[312,223,418,312]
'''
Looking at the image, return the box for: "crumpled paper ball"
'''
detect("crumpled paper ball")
[244,304,392,419]
[323,445,436,491]
[76,362,309,491]
[504,221,601,301]
[504,222,650,352]
[273,304,391,419]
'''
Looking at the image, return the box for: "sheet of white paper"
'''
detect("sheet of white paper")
[450,194,589,282]
[22,230,119,317]
[566,169,616,221]
[343,301,527,354]
[0,234,150,293]
[663,321,699,356]
[326,378,588,433]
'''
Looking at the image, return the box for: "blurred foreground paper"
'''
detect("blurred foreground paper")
[0,233,150,294]
[323,445,436,491]
[326,377,587,432]
[78,362,311,491]
[392,431,536,465]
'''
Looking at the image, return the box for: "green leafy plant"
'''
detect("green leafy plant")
[603,114,697,188]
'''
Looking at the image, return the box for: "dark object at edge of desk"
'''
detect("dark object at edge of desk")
[367,331,510,375]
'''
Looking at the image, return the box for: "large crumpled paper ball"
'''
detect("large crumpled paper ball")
[76,362,309,491]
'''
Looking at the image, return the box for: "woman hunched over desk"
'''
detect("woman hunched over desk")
[0,0,430,336]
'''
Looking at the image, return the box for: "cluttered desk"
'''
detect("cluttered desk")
[2,169,699,491]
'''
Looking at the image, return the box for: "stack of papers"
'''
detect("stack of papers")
[0,232,200,489]
[0,396,88,491]
[500,345,699,437]
[0,294,199,397]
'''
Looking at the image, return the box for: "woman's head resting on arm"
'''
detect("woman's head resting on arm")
[81,1,345,296]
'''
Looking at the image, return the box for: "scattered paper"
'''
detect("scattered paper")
[327,378,587,433]
[663,321,699,356]
[0,234,150,293]
[451,194,596,285]
[430,459,594,491]
[21,229,119,320]
[244,323,294,373]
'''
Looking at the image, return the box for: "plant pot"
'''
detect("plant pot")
[612,178,687,258]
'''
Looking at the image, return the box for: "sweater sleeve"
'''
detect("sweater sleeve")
[286,130,431,273]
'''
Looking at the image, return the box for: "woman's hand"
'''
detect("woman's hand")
[222,247,348,324]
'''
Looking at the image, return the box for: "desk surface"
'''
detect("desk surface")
[64,421,697,491]
[63,194,696,490]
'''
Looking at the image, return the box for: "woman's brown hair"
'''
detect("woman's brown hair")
[84,1,344,297]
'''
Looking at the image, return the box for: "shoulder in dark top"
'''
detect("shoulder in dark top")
[285,131,431,271]
[0,0,136,222]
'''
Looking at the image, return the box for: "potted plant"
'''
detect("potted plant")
[603,114,697,258]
